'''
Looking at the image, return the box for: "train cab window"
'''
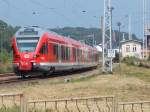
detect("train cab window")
[16,37,39,52]
[40,43,48,54]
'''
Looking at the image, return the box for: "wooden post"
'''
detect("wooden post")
[20,93,26,112]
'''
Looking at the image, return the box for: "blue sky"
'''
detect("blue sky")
[0,0,149,38]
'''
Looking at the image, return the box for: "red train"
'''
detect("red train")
[12,26,99,77]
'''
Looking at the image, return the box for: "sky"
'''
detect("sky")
[0,0,150,38]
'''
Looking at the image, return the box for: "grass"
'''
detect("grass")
[0,106,20,112]
[114,63,150,82]
[0,63,13,73]
[0,64,150,112]
[70,73,99,83]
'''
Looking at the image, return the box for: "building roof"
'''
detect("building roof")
[120,39,142,45]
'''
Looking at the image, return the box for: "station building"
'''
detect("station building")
[121,40,142,59]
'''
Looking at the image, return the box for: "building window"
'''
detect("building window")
[133,45,136,52]
[126,45,130,52]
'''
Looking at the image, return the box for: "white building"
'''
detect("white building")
[121,40,142,59]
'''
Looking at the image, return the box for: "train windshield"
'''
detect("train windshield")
[16,37,39,52]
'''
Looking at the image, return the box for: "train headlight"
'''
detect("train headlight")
[15,55,20,58]
[33,54,40,58]
[33,62,37,66]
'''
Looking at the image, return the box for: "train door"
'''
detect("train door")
[47,42,54,62]
[53,44,61,62]
[58,44,61,63]
[39,42,48,62]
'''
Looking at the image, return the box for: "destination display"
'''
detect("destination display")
[19,31,38,35]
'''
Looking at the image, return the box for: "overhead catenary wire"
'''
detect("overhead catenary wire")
[1,0,102,28]
[29,0,74,25]
[29,0,100,27]
[0,0,40,26]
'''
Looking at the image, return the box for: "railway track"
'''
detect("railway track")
[0,68,99,85]
[0,73,20,84]
[0,73,16,78]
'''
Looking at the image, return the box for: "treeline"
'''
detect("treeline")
[0,20,19,52]
[51,27,139,47]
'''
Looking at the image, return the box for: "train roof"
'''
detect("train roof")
[15,26,97,51]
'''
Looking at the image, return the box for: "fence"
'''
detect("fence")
[0,93,26,112]
[0,93,150,112]
[28,96,117,112]
[118,101,150,112]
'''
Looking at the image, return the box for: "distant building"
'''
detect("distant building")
[121,40,142,59]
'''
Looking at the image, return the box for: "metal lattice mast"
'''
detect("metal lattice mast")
[102,0,113,73]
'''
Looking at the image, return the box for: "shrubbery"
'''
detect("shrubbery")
[0,51,13,73]
[122,56,140,66]
[122,56,150,68]
[113,52,119,63]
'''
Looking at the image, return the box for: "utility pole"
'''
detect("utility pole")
[92,34,95,46]
[117,22,121,76]
[102,0,113,73]
[143,0,147,59]
[101,16,104,41]
[128,15,132,40]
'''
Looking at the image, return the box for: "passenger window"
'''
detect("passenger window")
[66,47,70,61]
[73,48,77,61]
[40,43,48,54]
[53,44,59,60]
[61,46,65,61]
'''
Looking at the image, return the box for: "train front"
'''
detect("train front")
[12,27,44,77]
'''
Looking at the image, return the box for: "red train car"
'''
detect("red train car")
[12,26,99,77]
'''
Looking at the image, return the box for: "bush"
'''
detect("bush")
[122,56,140,66]
[113,52,119,63]
[0,63,13,73]
[137,59,150,68]
[0,50,12,64]
[122,56,150,68]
